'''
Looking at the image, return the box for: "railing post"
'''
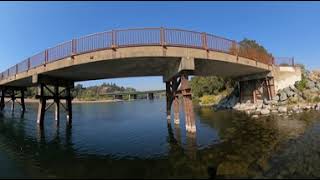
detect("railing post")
[44,50,48,65]
[272,57,275,65]
[292,57,295,66]
[111,30,117,50]
[72,39,77,56]
[201,32,208,50]
[16,64,18,75]
[232,41,239,60]
[28,58,31,70]
[160,27,166,46]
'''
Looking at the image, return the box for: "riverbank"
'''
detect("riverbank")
[199,70,320,118]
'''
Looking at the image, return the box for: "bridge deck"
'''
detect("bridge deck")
[0,27,273,87]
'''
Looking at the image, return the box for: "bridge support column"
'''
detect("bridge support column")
[66,86,72,126]
[54,85,60,123]
[166,82,172,122]
[173,94,180,124]
[0,88,5,111]
[0,87,26,113]
[35,81,74,127]
[239,77,275,104]
[37,84,46,126]
[180,74,196,133]
[20,89,25,113]
[165,77,180,124]
[10,89,15,113]
[148,93,154,100]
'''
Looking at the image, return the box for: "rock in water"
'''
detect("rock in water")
[260,109,270,115]
[292,105,299,112]
[278,106,287,113]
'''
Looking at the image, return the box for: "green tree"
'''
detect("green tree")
[190,76,227,98]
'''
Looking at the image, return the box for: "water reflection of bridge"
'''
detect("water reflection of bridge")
[0,113,200,178]
[2,106,314,178]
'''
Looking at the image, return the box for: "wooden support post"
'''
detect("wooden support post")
[54,85,60,122]
[252,80,257,104]
[66,86,72,125]
[166,82,172,123]
[173,94,180,124]
[21,89,25,113]
[37,84,46,126]
[0,88,5,111]
[180,74,196,133]
[11,89,15,113]
[239,81,242,103]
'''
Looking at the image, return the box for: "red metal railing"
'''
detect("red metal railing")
[0,27,279,81]
[274,57,295,66]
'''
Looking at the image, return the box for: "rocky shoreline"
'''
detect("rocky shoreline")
[212,74,320,118]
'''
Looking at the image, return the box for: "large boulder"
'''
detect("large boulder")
[263,98,272,105]
[283,87,291,96]
[289,84,297,92]
[278,106,287,113]
[306,80,316,89]
[228,95,238,108]
[260,109,270,115]
[292,105,299,112]
[316,82,320,90]
[279,92,288,101]
[287,90,295,97]
[310,87,319,93]
[273,95,280,102]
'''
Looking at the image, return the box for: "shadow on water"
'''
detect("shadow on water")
[1,101,320,178]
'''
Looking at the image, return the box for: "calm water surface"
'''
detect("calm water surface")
[1,99,320,178]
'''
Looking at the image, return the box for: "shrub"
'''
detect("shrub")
[199,95,217,105]
[313,96,320,103]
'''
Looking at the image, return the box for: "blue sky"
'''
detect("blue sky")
[0,2,319,90]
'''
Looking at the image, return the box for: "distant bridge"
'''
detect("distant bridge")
[103,89,165,100]
[0,27,294,134]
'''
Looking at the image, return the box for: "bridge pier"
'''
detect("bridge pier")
[180,74,196,133]
[147,93,154,100]
[0,86,26,113]
[239,77,275,103]
[128,94,137,101]
[0,88,5,111]
[114,94,123,100]
[165,72,196,133]
[173,94,180,124]
[35,81,74,127]
[165,76,180,124]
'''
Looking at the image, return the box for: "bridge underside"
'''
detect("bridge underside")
[3,57,269,87]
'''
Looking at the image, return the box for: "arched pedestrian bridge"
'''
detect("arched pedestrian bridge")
[0,27,293,134]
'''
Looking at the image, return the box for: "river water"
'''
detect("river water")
[1,99,320,178]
